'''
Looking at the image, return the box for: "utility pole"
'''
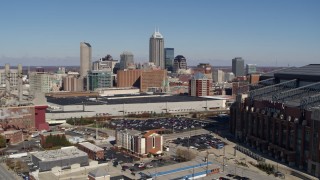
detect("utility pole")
[95,114,98,140]
[206,150,209,176]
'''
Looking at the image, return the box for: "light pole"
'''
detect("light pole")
[95,116,98,140]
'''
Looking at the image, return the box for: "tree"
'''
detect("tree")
[0,135,6,148]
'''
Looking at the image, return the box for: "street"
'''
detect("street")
[0,164,17,180]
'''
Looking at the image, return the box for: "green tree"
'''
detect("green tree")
[0,135,6,148]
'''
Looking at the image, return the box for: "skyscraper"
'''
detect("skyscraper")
[173,55,187,73]
[232,57,244,77]
[149,30,164,69]
[80,42,92,78]
[164,48,174,71]
[120,51,134,70]
[246,64,257,75]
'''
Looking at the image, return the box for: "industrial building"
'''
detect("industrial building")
[0,129,23,144]
[230,64,320,178]
[115,129,163,157]
[77,142,104,160]
[46,94,226,120]
[31,146,89,172]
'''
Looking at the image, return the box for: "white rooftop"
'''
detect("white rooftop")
[32,146,87,162]
[151,30,163,39]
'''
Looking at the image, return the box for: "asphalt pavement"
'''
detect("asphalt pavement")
[0,164,17,180]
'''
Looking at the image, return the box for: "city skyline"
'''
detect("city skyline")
[0,0,319,67]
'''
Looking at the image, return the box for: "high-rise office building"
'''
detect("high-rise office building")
[149,30,164,69]
[80,42,92,78]
[120,51,134,70]
[29,72,53,93]
[246,64,257,75]
[232,57,244,77]
[173,55,187,73]
[213,69,225,83]
[92,54,118,72]
[164,48,174,71]
[189,72,212,97]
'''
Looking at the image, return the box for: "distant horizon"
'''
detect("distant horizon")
[1,1,319,67]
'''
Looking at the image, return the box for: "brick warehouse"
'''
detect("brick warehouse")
[230,64,320,177]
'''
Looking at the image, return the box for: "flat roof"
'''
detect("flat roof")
[32,146,87,162]
[1,130,22,135]
[47,94,217,106]
[41,131,65,136]
[78,142,103,152]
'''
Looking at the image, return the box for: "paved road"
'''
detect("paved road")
[0,164,17,180]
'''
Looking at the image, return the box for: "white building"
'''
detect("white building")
[46,94,226,120]
[224,72,235,82]
[213,69,225,83]
[29,72,53,93]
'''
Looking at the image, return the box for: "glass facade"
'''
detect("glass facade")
[87,70,112,91]
[164,48,174,71]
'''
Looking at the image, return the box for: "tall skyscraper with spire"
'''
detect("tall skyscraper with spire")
[149,29,164,69]
[80,42,92,78]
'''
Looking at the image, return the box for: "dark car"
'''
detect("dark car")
[122,165,129,171]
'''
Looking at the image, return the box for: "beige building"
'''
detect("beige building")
[29,72,53,93]
[149,30,164,69]
[80,42,92,78]
[63,75,84,92]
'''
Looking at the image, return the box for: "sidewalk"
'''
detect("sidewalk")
[212,132,318,180]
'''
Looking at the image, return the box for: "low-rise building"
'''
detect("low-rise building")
[31,146,89,172]
[116,129,163,157]
[78,142,104,160]
[1,130,23,144]
[88,167,110,180]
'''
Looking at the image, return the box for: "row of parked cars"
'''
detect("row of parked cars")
[173,134,225,150]
[109,118,209,132]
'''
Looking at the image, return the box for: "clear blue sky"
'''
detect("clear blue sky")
[0,0,319,67]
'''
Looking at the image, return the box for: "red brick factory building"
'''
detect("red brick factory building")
[77,142,104,160]
[230,64,320,178]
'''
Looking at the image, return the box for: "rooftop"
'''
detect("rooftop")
[88,167,109,178]
[46,94,216,106]
[32,146,88,162]
[78,142,103,152]
[1,130,22,135]
[41,131,65,137]
[151,30,163,39]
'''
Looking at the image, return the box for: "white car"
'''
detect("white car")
[146,164,153,168]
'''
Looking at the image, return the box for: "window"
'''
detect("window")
[152,136,155,148]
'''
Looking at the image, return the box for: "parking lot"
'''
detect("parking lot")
[172,134,226,151]
[107,118,210,132]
